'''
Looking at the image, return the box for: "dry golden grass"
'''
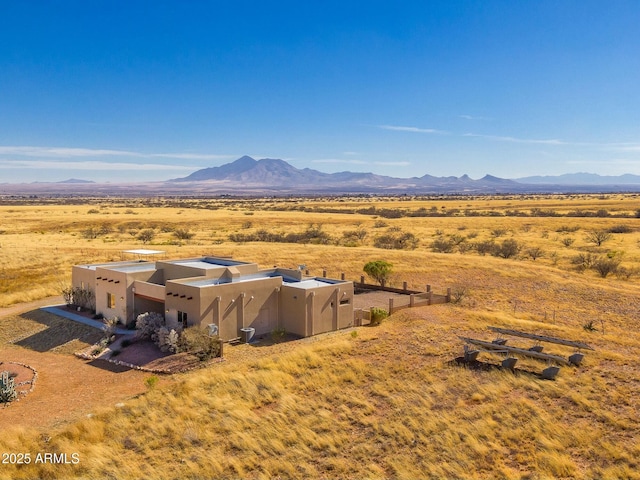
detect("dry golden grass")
[1,194,639,306]
[1,194,640,479]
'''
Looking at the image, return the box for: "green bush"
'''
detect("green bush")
[363,260,393,285]
[145,375,159,390]
[369,307,388,326]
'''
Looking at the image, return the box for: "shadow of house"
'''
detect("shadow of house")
[13,309,103,352]
[86,358,132,373]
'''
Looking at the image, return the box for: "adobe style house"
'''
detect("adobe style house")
[72,256,354,341]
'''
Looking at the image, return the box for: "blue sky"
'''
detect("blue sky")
[1,1,639,183]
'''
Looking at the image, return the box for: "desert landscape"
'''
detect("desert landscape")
[1,193,639,479]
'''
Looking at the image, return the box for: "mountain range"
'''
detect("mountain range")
[3,156,640,195]
[168,155,522,193]
[167,156,640,194]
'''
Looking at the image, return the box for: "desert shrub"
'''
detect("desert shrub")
[585,230,612,247]
[363,260,393,285]
[490,228,508,237]
[341,228,367,246]
[592,256,620,278]
[571,252,596,272]
[137,228,156,244]
[561,237,575,247]
[458,242,474,253]
[376,208,405,219]
[135,312,165,340]
[271,327,287,342]
[526,247,544,260]
[173,228,195,241]
[607,224,632,234]
[474,240,496,256]
[450,285,469,304]
[615,266,637,280]
[145,375,159,390]
[430,237,455,253]
[82,227,100,239]
[373,230,418,250]
[373,220,388,228]
[62,285,95,311]
[101,317,119,345]
[156,327,180,353]
[449,234,466,246]
[492,239,520,259]
[178,327,220,361]
[369,307,388,326]
[0,371,18,404]
[557,225,580,233]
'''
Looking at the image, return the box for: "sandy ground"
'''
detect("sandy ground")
[0,297,151,432]
[353,290,411,310]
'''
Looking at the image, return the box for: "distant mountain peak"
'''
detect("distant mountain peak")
[516,172,640,185]
[58,178,95,184]
[168,155,520,193]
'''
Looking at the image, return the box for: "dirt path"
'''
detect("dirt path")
[0,297,154,432]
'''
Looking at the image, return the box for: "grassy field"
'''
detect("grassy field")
[1,194,639,307]
[1,194,639,479]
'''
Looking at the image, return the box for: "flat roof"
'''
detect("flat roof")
[182,270,313,287]
[170,260,229,270]
[288,279,339,289]
[77,260,151,271]
[105,263,158,273]
[123,249,165,255]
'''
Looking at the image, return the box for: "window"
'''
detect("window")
[107,293,116,309]
[178,311,188,328]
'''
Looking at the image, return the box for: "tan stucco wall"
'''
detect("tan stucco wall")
[71,266,96,293]
[73,258,354,338]
[95,268,129,322]
[165,276,283,341]
[280,285,308,336]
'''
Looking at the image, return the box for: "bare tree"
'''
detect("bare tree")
[526,247,544,260]
[137,229,156,244]
[592,256,620,278]
[585,230,612,247]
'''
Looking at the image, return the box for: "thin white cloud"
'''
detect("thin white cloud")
[463,133,567,145]
[463,134,640,150]
[459,114,492,121]
[150,153,231,160]
[378,125,448,135]
[374,161,411,167]
[0,159,196,171]
[567,158,640,166]
[0,146,138,157]
[311,158,367,165]
[0,145,232,161]
[613,144,640,152]
[375,124,640,151]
